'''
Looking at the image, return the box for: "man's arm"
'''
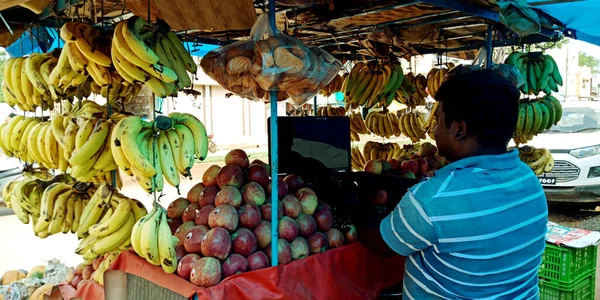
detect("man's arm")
[379,191,438,256]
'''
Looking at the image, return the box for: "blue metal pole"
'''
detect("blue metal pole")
[268,0,279,267]
[485,24,493,69]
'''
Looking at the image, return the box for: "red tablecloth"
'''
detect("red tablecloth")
[58,279,104,300]
[109,243,405,300]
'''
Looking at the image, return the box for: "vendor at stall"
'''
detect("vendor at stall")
[377,70,548,299]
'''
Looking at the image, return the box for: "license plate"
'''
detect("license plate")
[538,177,556,185]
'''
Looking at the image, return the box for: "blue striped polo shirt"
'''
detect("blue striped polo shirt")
[380,149,548,299]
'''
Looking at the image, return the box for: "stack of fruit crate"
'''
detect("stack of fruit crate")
[538,243,597,299]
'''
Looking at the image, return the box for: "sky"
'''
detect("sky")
[570,39,600,58]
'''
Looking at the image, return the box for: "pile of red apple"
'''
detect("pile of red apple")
[363,142,448,180]
[65,258,104,290]
[166,149,358,288]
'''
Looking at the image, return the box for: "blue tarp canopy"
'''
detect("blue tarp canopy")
[530,0,600,47]
[4,27,220,58]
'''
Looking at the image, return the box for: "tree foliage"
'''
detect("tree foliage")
[578,51,599,72]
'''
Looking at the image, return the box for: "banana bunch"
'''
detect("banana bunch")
[111,17,197,97]
[517,146,554,175]
[351,146,367,171]
[316,106,345,117]
[59,22,114,87]
[5,173,74,227]
[342,61,404,109]
[349,111,369,141]
[396,73,428,108]
[363,141,402,161]
[423,102,439,140]
[319,74,346,97]
[131,204,179,273]
[75,184,148,263]
[514,95,562,144]
[505,52,562,95]
[111,112,208,192]
[90,79,144,113]
[365,110,402,139]
[1,51,89,111]
[399,112,427,143]
[91,251,120,286]
[426,67,449,98]
[2,168,55,208]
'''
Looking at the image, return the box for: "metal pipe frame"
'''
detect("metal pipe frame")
[268,0,279,268]
[485,24,493,69]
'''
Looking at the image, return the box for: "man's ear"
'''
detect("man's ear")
[453,120,468,140]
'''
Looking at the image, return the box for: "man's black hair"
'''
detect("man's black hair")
[435,69,520,148]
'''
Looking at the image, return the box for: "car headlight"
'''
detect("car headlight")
[569,145,600,159]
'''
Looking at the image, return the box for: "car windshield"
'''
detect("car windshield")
[545,105,600,133]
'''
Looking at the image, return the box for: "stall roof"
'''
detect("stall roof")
[0,0,565,59]
[530,0,600,47]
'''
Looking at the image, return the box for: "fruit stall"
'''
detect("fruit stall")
[0,0,583,299]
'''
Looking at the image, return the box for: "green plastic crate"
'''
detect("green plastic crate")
[538,243,597,286]
[539,275,595,300]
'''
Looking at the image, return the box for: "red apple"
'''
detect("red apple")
[175,221,196,247]
[265,238,292,265]
[195,205,215,226]
[410,154,421,160]
[231,228,258,257]
[221,254,249,278]
[418,142,438,157]
[208,205,238,232]
[400,160,419,174]
[187,182,205,203]
[177,253,201,280]
[290,237,310,260]
[283,174,304,191]
[247,251,270,271]
[92,257,103,270]
[379,160,392,174]
[182,203,200,223]
[202,165,221,186]
[82,266,94,280]
[316,201,331,212]
[253,220,272,249]
[199,186,219,208]
[295,187,317,198]
[201,227,232,260]
[344,224,358,243]
[168,218,183,235]
[297,191,318,215]
[295,213,317,237]
[184,225,209,253]
[278,216,299,242]
[281,194,302,218]
[237,203,261,229]
[400,170,416,179]
[246,164,270,188]
[424,156,441,170]
[416,158,429,174]
[167,198,190,220]
[250,159,270,174]
[307,232,328,254]
[241,182,266,206]
[215,186,242,208]
[225,149,250,169]
[326,228,344,248]
[363,160,382,174]
[388,159,402,173]
[190,257,221,287]
[313,207,333,232]
[217,165,244,189]
[370,189,388,205]
[175,246,187,262]
[267,178,288,200]
[71,275,83,289]
[260,198,283,221]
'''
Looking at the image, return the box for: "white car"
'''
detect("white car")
[527,101,600,205]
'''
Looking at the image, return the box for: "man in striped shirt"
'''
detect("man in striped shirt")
[380,70,548,299]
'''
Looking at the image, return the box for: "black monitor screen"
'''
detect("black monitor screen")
[268,116,351,176]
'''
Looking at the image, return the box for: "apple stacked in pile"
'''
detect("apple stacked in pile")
[363,142,448,179]
[165,149,359,288]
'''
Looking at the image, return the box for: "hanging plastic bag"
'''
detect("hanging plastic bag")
[472,46,486,67]
[498,0,541,36]
[491,63,525,88]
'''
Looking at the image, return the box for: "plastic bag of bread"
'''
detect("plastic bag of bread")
[200,40,265,100]
[285,46,342,106]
